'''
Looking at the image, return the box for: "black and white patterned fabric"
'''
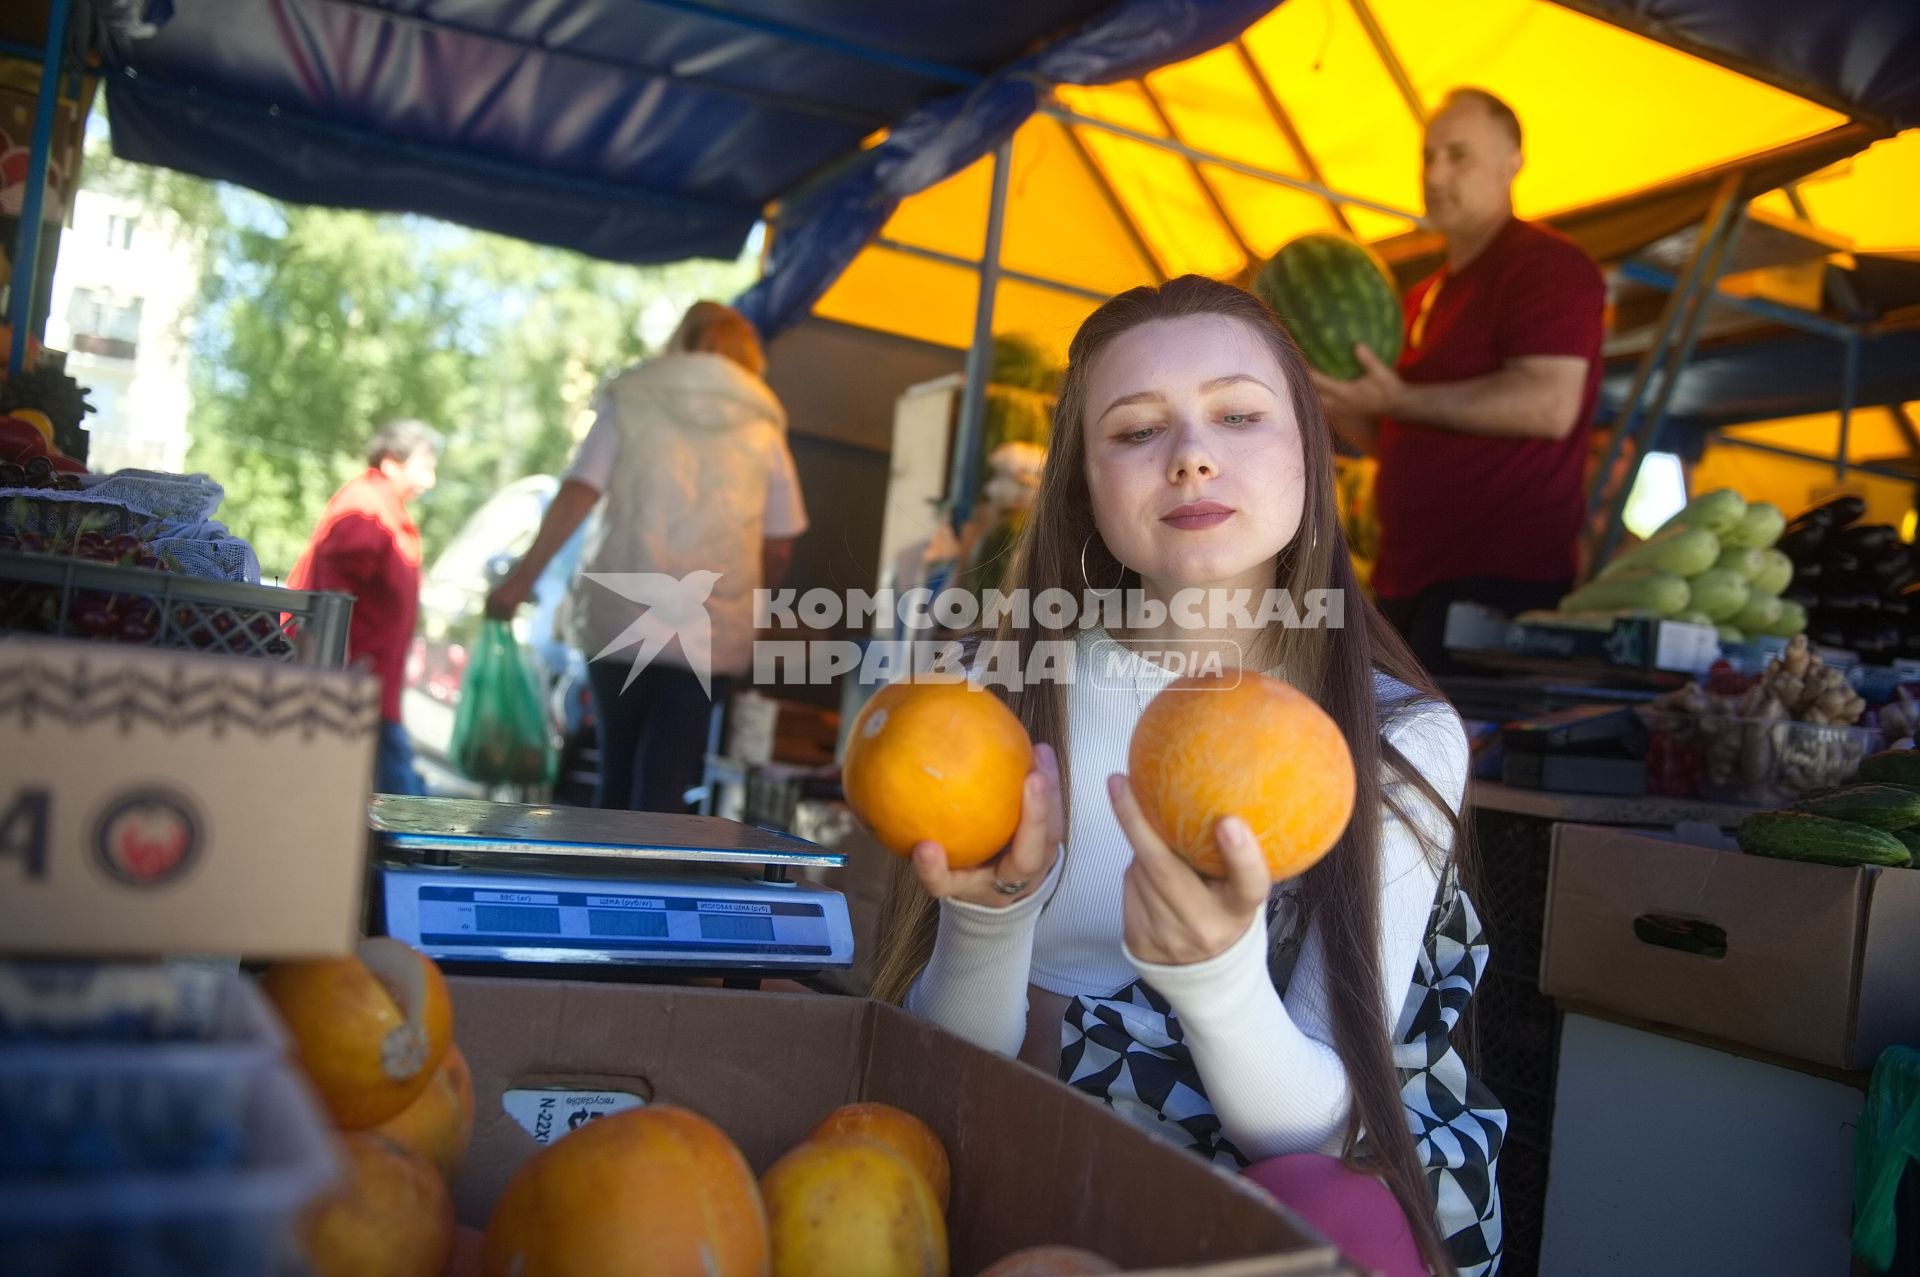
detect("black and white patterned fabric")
[1058,875,1505,1275]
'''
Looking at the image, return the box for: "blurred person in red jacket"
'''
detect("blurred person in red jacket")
[290,419,443,794]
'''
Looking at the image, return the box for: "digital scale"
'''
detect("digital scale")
[369,796,854,982]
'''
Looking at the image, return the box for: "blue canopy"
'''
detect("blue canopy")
[97,0,1920,337]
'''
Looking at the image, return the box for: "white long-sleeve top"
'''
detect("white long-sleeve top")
[905,629,1469,1161]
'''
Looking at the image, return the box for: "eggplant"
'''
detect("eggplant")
[1836,523,1899,556]
[1827,549,1863,574]
[1786,506,1837,533]
[1777,524,1827,564]
[1793,494,1868,529]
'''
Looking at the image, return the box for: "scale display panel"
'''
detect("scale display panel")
[383,868,854,970]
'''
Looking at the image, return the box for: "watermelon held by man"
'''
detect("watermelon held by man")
[1253,232,1403,381]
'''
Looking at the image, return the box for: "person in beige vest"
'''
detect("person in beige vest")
[487,302,807,811]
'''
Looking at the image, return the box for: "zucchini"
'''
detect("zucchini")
[1733,592,1782,634]
[1735,812,1909,867]
[1599,526,1721,579]
[1686,568,1750,622]
[1752,549,1795,597]
[1713,545,1764,581]
[1859,750,1920,787]
[1761,599,1808,638]
[1560,569,1691,618]
[1786,783,1920,830]
[1724,502,1786,551]
[1660,487,1746,536]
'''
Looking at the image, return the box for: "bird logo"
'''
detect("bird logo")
[581,570,722,694]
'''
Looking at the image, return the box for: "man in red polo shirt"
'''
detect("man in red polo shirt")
[289,419,443,794]
[1315,87,1606,673]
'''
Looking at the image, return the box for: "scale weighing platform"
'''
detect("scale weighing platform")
[370,796,854,982]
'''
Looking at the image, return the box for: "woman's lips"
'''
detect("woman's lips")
[1162,502,1234,531]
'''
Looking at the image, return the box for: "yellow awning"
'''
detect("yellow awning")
[1692,406,1919,533]
[812,0,1867,358]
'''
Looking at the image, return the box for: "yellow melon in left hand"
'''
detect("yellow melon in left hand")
[842,676,1033,868]
[1128,669,1356,880]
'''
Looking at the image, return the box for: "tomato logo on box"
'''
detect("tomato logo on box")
[93,789,203,886]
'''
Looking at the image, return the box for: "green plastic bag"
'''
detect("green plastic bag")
[1856,1044,1920,1270]
[450,619,557,787]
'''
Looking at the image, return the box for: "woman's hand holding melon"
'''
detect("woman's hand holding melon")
[909,743,1062,909]
[1107,773,1273,966]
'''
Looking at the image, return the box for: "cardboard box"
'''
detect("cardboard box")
[1540,824,1920,1070]
[0,637,380,958]
[450,978,1352,1276]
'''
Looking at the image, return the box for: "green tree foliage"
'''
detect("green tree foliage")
[82,136,754,577]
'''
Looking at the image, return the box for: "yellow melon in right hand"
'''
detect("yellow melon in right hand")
[842,676,1033,868]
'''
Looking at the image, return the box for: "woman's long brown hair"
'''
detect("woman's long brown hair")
[869,276,1468,1274]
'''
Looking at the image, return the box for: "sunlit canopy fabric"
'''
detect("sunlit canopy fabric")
[100,0,1920,345]
[816,0,1902,359]
[1752,131,1920,258]
[1695,405,1919,529]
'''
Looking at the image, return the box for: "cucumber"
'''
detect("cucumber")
[1786,783,1920,830]
[1859,750,1920,787]
[1735,811,1910,867]
[1894,829,1920,867]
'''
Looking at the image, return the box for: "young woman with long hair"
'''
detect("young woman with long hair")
[869,277,1504,1275]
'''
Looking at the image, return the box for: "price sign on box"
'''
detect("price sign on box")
[0,637,380,958]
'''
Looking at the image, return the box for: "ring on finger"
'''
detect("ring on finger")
[991,877,1029,896]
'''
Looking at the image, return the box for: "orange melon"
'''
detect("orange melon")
[806,1102,950,1211]
[1128,670,1356,879]
[842,676,1033,868]
[372,1042,474,1183]
[762,1135,948,1277]
[302,1131,454,1277]
[977,1246,1120,1276]
[482,1105,768,1277]
[261,937,454,1129]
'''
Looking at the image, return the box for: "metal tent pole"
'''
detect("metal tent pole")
[1593,192,1749,569]
[1836,333,1860,483]
[1038,105,1426,227]
[6,0,73,374]
[947,138,1014,530]
[1585,173,1744,521]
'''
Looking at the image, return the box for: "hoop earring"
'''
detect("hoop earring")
[1080,534,1124,597]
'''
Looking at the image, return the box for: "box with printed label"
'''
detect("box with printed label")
[0,637,380,958]
[452,977,1358,1276]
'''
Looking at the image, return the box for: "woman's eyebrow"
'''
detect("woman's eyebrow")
[1096,374,1276,424]
[1094,389,1166,423]
[1200,373,1278,395]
